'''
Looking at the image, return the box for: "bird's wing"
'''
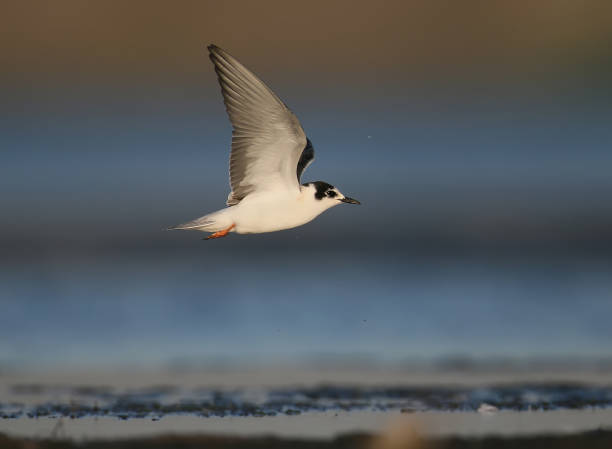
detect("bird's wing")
[208,45,309,206]
[296,138,315,183]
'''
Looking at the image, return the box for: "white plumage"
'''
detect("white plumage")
[169,45,359,239]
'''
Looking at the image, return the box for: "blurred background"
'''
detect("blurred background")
[1,0,612,371]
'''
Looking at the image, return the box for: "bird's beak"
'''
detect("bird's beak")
[340,196,360,205]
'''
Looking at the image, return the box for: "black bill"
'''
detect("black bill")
[340,196,360,205]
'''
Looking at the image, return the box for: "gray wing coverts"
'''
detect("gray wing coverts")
[207,45,308,206]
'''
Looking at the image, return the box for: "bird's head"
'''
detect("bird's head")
[302,181,360,209]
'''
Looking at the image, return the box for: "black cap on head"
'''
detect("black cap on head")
[309,181,334,200]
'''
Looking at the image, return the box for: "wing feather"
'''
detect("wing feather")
[296,138,315,183]
[208,45,308,206]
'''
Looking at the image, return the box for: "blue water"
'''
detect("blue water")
[2,250,611,368]
[2,70,612,371]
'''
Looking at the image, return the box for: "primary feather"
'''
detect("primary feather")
[208,45,308,206]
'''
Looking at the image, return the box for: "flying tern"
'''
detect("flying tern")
[169,45,360,239]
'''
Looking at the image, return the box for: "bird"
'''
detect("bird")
[168,44,360,240]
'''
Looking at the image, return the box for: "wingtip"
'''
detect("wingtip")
[207,44,221,55]
[207,44,223,63]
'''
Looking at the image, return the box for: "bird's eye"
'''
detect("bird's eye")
[327,190,337,198]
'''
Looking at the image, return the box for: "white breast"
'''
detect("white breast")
[228,189,336,234]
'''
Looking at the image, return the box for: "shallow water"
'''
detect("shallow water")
[3,409,612,441]
[2,382,612,421]
[2,251,612,367]
[3,243,612,442]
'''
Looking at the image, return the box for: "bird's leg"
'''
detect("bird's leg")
[204,223,235,240]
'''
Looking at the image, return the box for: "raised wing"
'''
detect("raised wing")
[208,45,307,206]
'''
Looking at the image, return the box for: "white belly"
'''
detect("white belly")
[229,191,326,234]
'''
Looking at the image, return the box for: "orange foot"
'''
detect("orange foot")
[204,224,235,240]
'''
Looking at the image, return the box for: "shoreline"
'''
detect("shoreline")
[2,409,612,441]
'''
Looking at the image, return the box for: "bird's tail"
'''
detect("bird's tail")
[167,210,232,232]
[167,216,214,231]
